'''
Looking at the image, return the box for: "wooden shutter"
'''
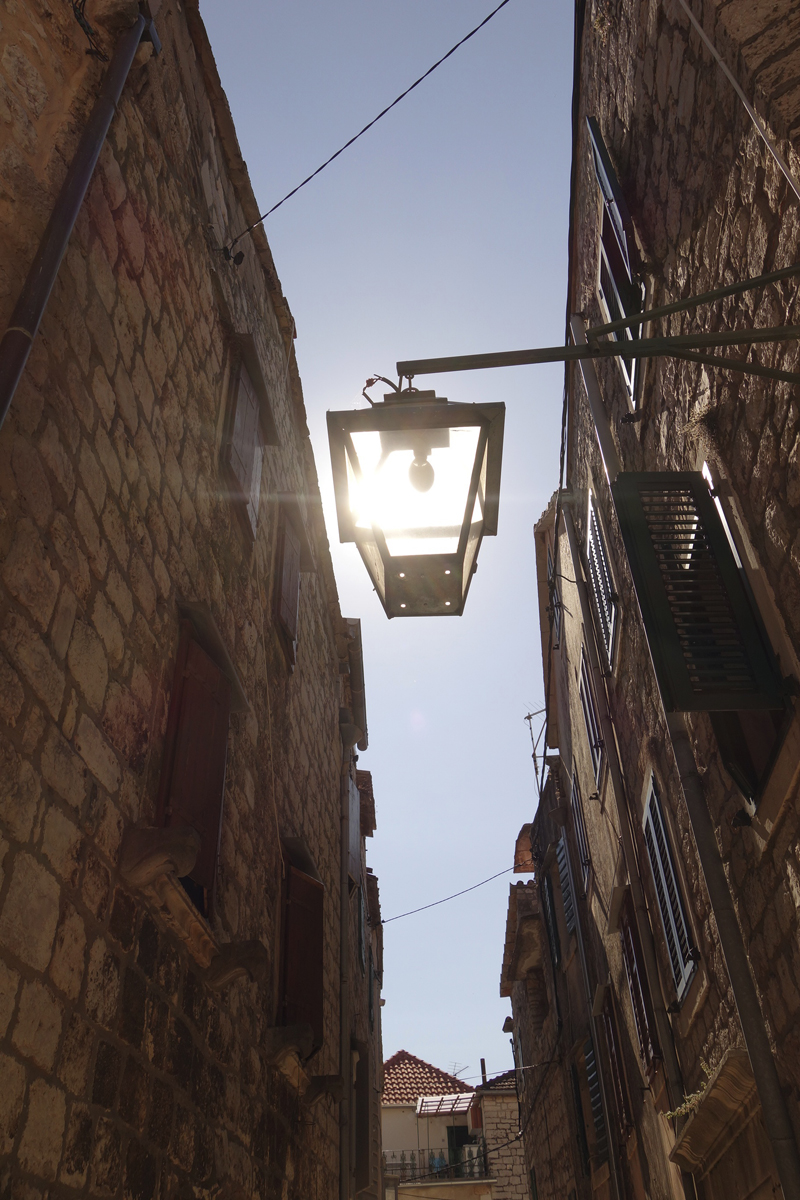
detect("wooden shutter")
[277,513,301,645]
[354,1042,371,1193]
[226,362,263,538]
[547,544,562,645]
[600,991,631,1137]
[587,494,617,665]
[579,651,604,782]
[612,472,785,712]
[541,872,561,968]
[619,892,660,1074]
[570,771,591,892]
[584,1035,609,1164]
[348,775,361,883]
[164,631,232,894]
[282,865,324,1050]
[570,1065,591,1177]
[368,949,375,1030]
[556,837,576,934]
[587,117,639,283]
[643,778,694,999]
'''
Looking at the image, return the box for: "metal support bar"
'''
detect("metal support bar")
[668,348,800,386]
[0,15,147,431]
[397,325,800,378]
[588,261,800,340]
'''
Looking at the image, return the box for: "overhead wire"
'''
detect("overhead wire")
[381,866,515,924]
[225,0,514,252]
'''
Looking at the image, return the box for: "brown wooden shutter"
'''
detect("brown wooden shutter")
[354,1041,371,1193]
[600,991,631,1138]
[619,892,660,1075]
[277,514,301,645]
[282,865,324,1050]
[161,629,232,895]
[612,472,785,711]
[225,363,263,538]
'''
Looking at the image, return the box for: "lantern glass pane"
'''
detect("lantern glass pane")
[347,425,481,556]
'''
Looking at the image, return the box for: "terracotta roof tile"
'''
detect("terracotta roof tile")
[479,1069,517,1092]
[382,1051,475,1105]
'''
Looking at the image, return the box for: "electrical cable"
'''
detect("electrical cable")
[224,0,514,253]
[381,866,515,924]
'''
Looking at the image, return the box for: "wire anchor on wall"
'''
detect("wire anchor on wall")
[69,0,108,60]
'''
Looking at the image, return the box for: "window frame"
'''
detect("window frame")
[586,492,618,668]
[587,116,646,403]
[579,649,605,785]
[223,357,265,539]
[642,775,696,1002]
[570,769,591,893]
[547,543,562,647]
[619,890,661,1078]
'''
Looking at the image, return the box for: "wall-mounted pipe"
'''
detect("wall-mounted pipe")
[0,15,157,431]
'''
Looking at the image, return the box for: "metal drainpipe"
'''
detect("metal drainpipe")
[563,504,696,1200]
[339,757,352,1200]
[559,821,623,1200]
[0,15,156,429]
[667,714,800,1200]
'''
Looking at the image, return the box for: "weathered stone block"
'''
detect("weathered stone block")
[68,619,109,714]
[85,937,121,1028]
[0,657,25,727]
[17,1077,66,1179]
[41,724,87,810]
[12,436,53,530]
[50,514,92,605]
[75,487,110,580]
[42,805,83,883]
[93,591,124,668]
[0,957,19,1038]
[0,852,60,970]
[107,565,135,626]
[50,904,87,1001]
[74,713,121,794]
[102,682,149,772]
[60,1102,93,1188]
[91,1115,123,1194]
[2,608,64,719]
[79,438,109,517]
[0,1051,26,1156]
[58,1012,94,1096]
[0,732,40,842]
[12,978,64,1070]
[39,419,76,502]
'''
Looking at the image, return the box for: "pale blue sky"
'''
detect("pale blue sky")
[201,0,574,1082]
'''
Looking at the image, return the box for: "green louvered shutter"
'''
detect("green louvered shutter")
[556,837,576,934]
[541,873,561,969]
[611,472,784,711]
[584,1035,609,1164]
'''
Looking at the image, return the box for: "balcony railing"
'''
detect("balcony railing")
[383,1143,488,1181]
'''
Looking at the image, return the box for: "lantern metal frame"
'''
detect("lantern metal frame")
[327,391,505,617]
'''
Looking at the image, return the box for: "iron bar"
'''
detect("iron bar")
[667,349,800,386]
[587,261,800,340]
[397,325,800,378]
[0,16,148,431]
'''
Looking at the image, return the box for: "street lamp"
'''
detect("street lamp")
[327,387,504,617]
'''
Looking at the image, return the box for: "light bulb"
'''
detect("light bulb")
[408,455,434,493]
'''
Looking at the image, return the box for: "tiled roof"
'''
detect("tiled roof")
[382,1051,475,1104]
[479,1069,517,1093]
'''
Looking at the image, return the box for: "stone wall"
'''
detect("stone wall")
[0,1,378,1196]
[481,1091,529,1200]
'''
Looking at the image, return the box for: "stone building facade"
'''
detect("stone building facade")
[474,1071,530,1200]
[0,1,382,1197]
[503,0,800,1198]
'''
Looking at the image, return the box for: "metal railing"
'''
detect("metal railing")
[383,1143,487,1181]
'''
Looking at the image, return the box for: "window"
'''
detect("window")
[619,891,660,1076]
[529,1167,538,1200]
[600,990,631,1136]
[571,1065,591,1177]
[541,872,561,969]
[275,510,302,664]
[570,770,591,892]
[611,471,784,713]
[156,621,233,916]
[556,836,576,934]
[579,651,604,783]
[586,493,617,665]
[224,360,265,538]
[547,544,562,647]
[587,116,645,400]
[643,777,695,1001]
[358,884,367,975]
[281,858,325,1051]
